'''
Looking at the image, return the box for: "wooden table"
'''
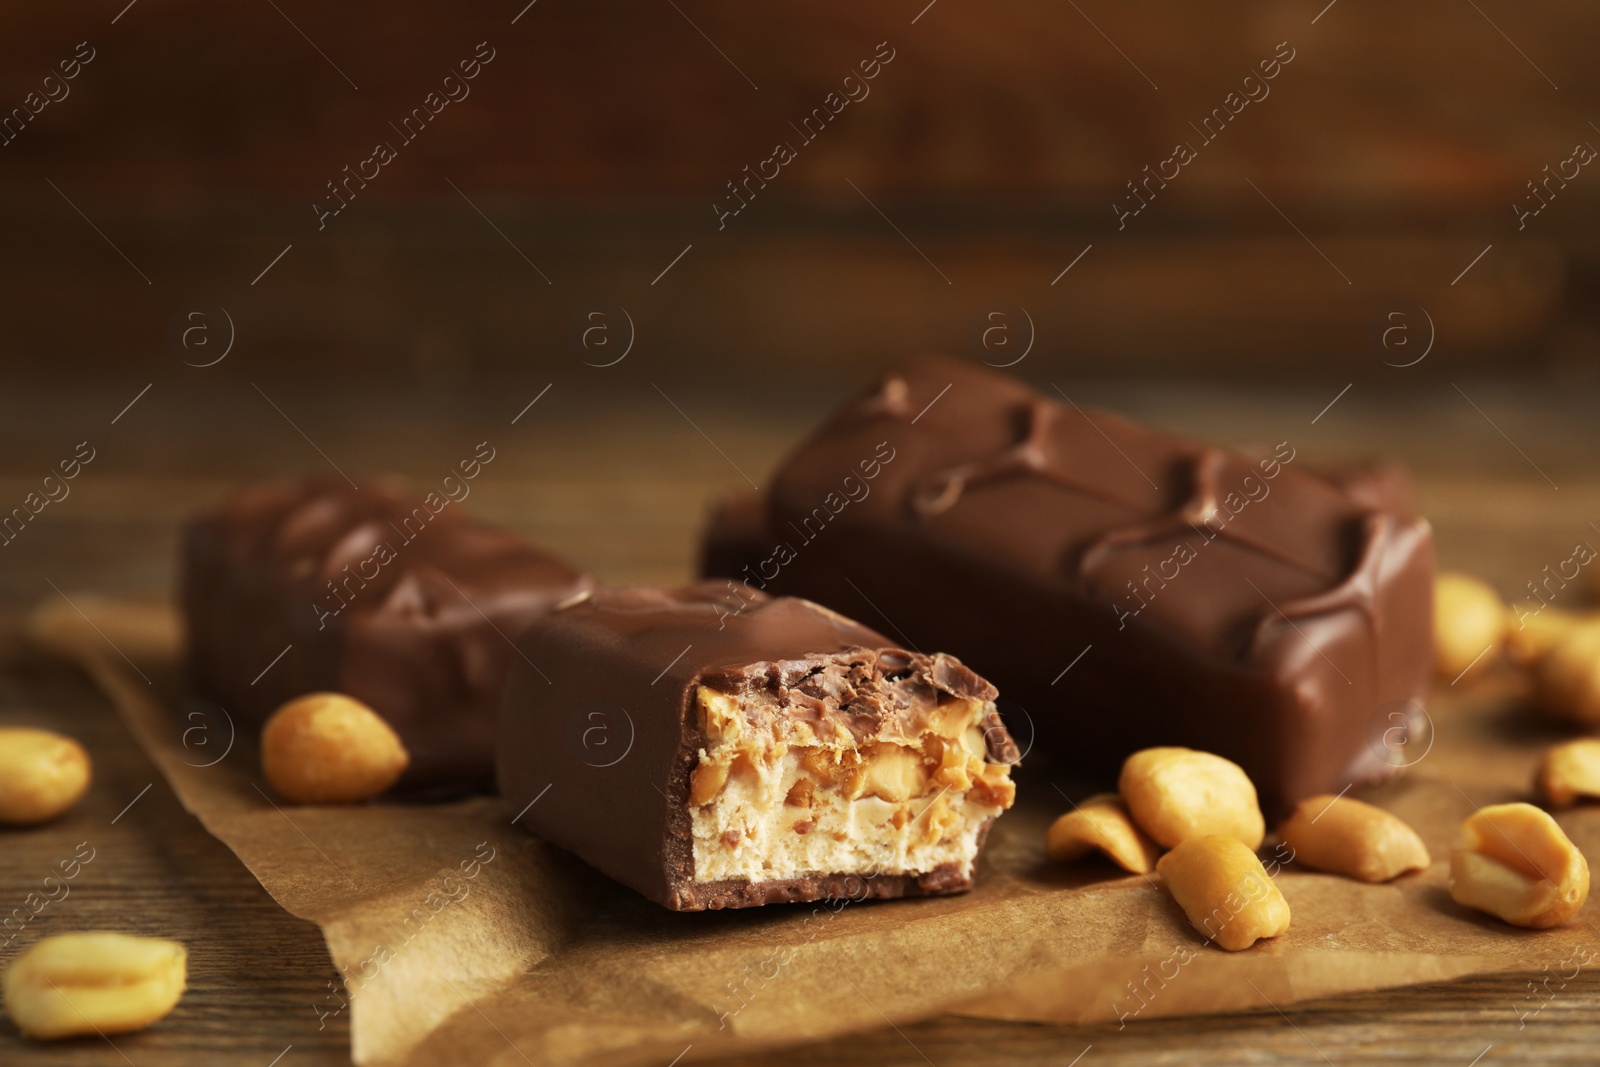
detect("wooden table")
[2,380,1596,1065]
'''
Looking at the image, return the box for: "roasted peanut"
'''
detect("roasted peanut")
[1505,605,1592,667]
[1119,747,1265,850]
[1277,794,1430,882]
[261,693,409,804]
[0,727,91,825]
[1537,739,1600,809]
[1156,834,1290,951]
[1434,572,1507,679]
[917,793,958,845]
[689,760,729,806]
[1449,802,1589,928]
[1045,793,1161,874]
[785,778,814,807]
[968,761,1017,810]
[851,745,928,804]
[1534,624,1600,726]
[3,933,186,1040]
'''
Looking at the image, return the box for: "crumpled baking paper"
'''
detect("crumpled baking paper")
[27,597,1593,1067]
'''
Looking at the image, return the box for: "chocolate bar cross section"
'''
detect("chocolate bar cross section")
[498,582,1018,911]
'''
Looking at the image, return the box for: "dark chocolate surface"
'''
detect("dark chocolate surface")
[181,479,593,790]
[497,581,1014,911]
[702,454,1420,593]
[699,357,1434,814]
[698,490,772,592]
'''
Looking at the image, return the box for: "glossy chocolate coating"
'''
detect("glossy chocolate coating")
[699,357,1435,815]
[497,582,1015,911]
[181,479,593,791]
[1313,458,1419,518]
[704,458,1419,582]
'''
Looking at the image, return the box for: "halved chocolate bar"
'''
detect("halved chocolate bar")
[181,479,593,790]
[498,583,1018,910]
[699,356,1435,815]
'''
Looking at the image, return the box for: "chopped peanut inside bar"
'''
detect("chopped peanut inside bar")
[687,685,1015,885]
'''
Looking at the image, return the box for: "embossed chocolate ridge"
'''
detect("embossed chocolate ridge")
[702,356,1435,813]
[181,479,593,791]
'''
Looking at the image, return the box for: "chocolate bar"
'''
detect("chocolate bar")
[699,357,1434,814]
[181,479,592,791]
[698,489,772,586]
[497,582,1018,910]
[702,461,1418,587]
[1312,458,1418,518]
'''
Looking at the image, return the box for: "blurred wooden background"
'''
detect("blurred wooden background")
[1,0,1598,382]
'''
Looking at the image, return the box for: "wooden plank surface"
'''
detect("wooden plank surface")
[2,387,1598,1065]
[7,1,1600,381]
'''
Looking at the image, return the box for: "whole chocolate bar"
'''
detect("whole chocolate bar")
[181,478,593,791]
[498,582,1018,910]
[699,357,1434,815]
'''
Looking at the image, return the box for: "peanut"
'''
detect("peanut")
[1533,624,1600,726]
[968,761,1016,810]
[1536,739,1600,809]
[697,689,745,745]
[1505,604,1591,667]
[689,760,729,806]
[1276,794,1430,882]
[1045,793,1160,874]
[0,727,91,825]
[1449,802,1589,928]
[3,933,186,1040]
[785,777,814,807]
[1434,572,1506,679]
[1119,747,1265,850]
[1156,834,1290,951]
[850,745,928,804]
[261,693,409,804]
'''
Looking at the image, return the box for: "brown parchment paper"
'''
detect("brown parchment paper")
[27,596,1600,1067]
